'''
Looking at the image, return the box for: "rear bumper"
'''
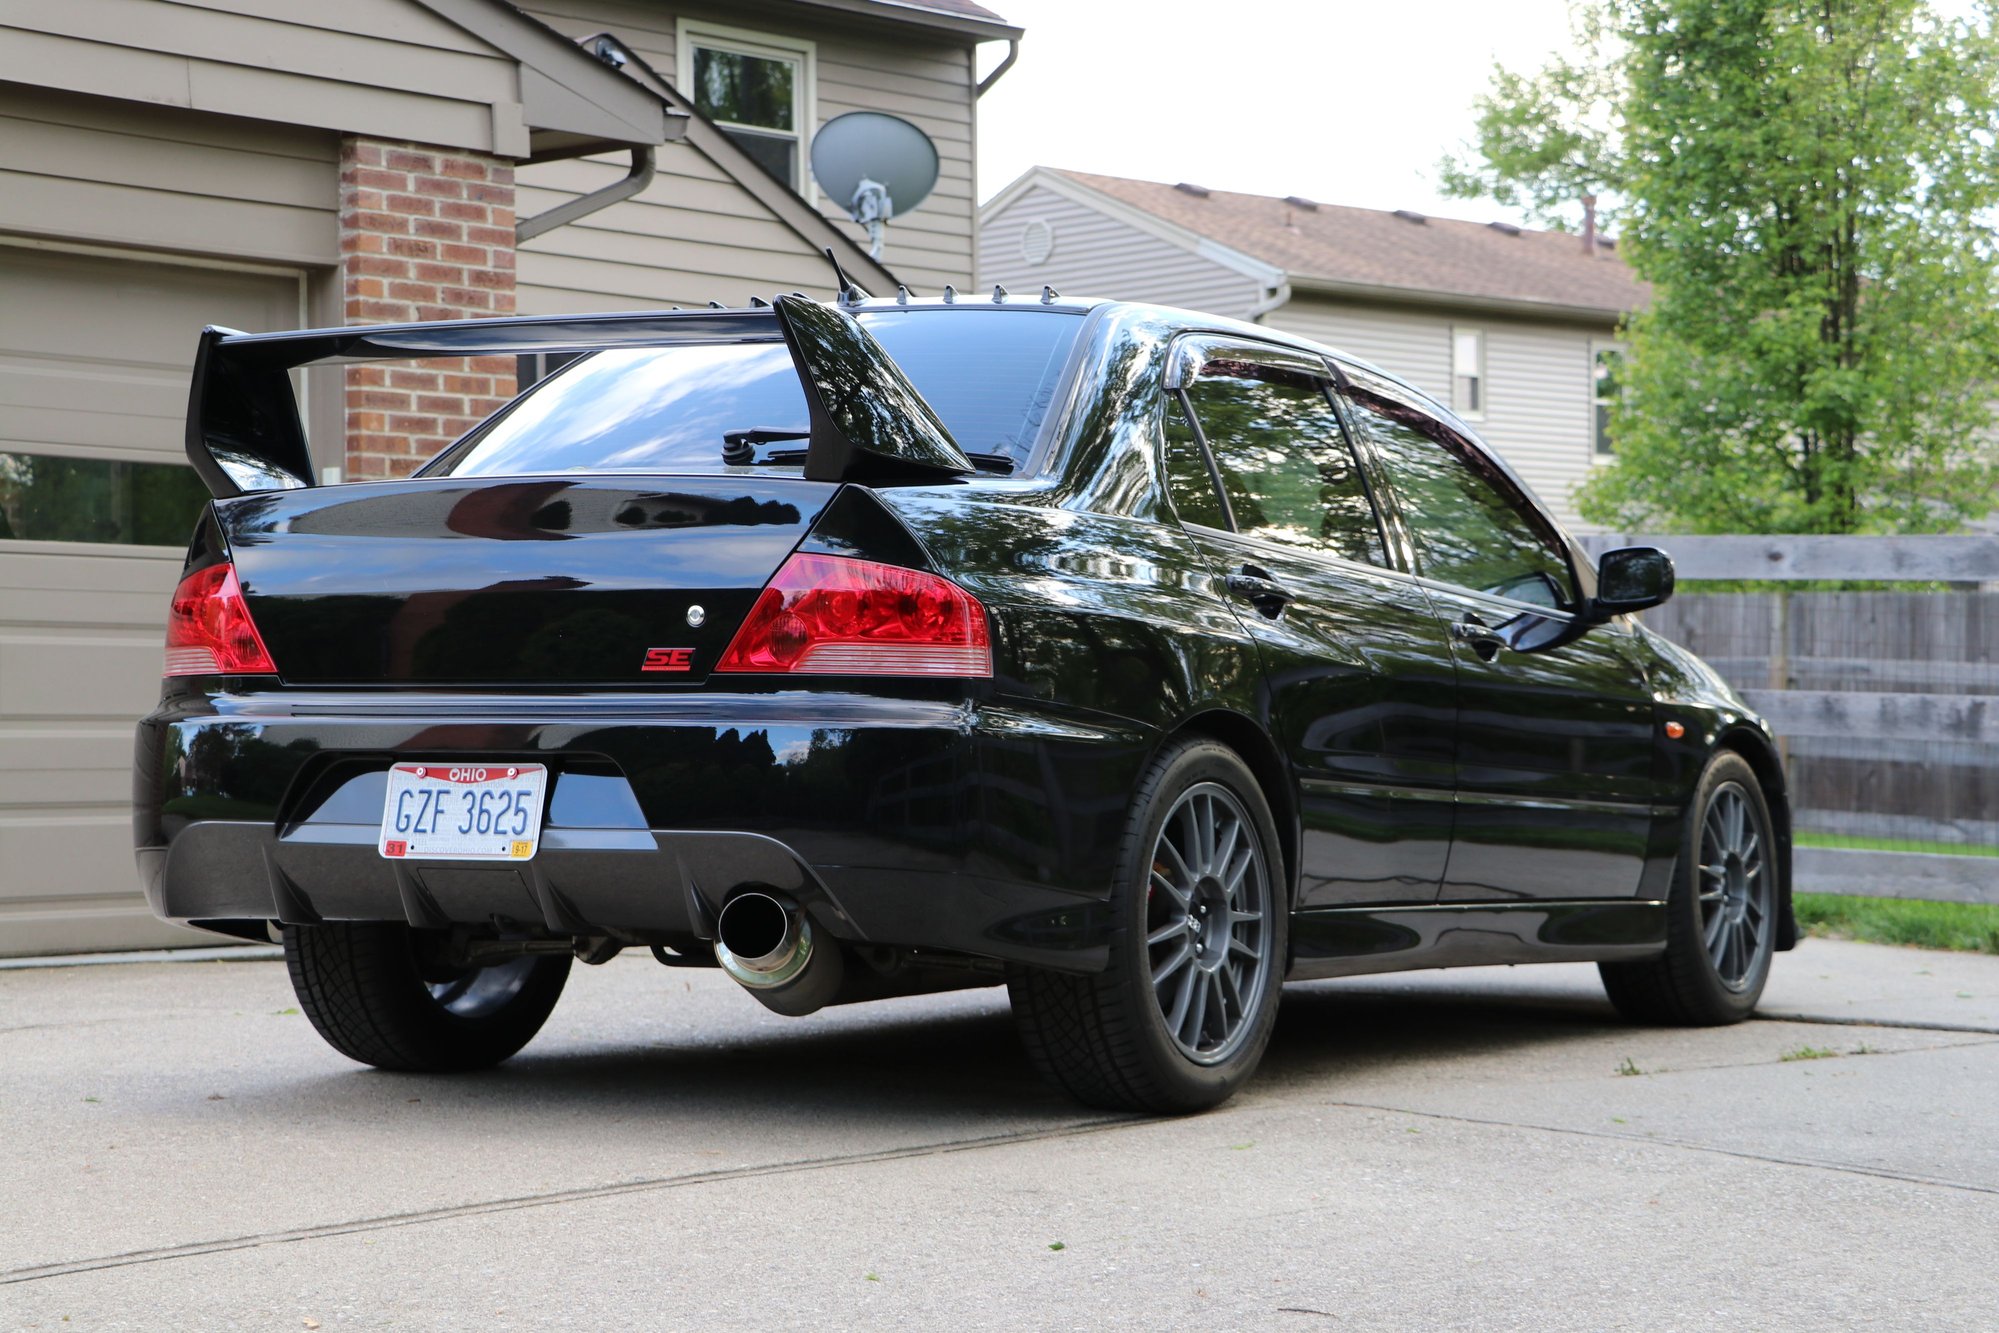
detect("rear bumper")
[134,689,1149,973]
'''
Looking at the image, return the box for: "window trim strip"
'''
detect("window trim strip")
[1171,385,1239,533]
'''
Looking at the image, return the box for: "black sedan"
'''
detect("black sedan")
[137,291,1793,1113]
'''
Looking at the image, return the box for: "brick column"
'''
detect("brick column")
[338,138,518,480]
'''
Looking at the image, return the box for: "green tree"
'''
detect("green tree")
[1438,7,1626,234]
[1446,1,1999,535]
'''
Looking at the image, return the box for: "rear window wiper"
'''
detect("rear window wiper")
[722,429,809,466]
[723,428,1016,476]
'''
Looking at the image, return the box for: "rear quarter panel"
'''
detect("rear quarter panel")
[880,488,1268,886]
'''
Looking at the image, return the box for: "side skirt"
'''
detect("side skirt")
[1286,899,1667,981]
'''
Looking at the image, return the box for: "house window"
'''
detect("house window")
[0,451,210,546]
[679,22,815,192]
[1452,328,1485,418]
[1592,341,1626,456]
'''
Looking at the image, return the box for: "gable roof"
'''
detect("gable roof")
[1031,168,1647,321]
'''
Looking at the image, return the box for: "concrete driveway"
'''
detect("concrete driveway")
[2,938,1995,1331]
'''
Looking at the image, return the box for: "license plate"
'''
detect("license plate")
[378,763,548,861]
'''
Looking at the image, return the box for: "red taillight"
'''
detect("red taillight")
[715,553,992,677]
[164,563,277,676]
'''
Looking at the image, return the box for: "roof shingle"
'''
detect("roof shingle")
[1053,169,1647,317]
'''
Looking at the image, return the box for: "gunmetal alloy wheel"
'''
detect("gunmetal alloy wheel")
[1599,750,1778,1026]
[1699,782,1771,991]
[1145,782,1274,1065]
[1007,737,1288,1114]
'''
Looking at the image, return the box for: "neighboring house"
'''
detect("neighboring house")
[0,0,1016,955]
[979,167,1647,528]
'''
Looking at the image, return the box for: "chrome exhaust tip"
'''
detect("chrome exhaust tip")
[714,891,812,989]
[713,891,844,1015]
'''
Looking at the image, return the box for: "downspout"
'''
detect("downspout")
[516,145,656,244]
[515,34,689,245]
[976,38,1019,97]
[1247,280,1292,323]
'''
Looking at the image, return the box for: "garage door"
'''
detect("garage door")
[0,246,302,956]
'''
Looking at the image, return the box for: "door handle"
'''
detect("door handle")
[1226,564,1295,618]
[1451,615,1506,660]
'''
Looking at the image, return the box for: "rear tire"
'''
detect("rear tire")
[1600,751,1776,1025]
[283,923,570,1071]
[1009,738,1287,1113]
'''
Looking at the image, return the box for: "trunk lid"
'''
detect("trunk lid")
[217,476,836,685]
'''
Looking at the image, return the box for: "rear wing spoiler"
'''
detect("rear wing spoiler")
[184,295,976,497]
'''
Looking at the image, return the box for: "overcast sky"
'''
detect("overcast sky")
[974,0,1586,226]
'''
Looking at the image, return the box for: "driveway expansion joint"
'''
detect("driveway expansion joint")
[0,1114,1154,1287]
[1753,1010,1999,1036]
[1323,1100,1999,1197]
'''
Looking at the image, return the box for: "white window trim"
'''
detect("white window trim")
[1590,337,1628,462]
[1451,326,1486,421]
[676,18,818,204]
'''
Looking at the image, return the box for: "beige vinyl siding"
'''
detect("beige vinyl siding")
[515,150,856,311]
[978,185,1265,318]
[0,0,527,156]
[0,87,339,267]
[518,0,977,304]
[1270,295,1603,529]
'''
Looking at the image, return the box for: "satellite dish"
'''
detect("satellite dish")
[810,111,939,261]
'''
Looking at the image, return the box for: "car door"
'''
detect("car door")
[1336,366,1658,902]
[1161,338,1457,908]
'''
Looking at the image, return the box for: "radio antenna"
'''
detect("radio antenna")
[822,247,868,304]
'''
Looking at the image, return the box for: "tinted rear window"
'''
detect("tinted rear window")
[429,309,1083,479]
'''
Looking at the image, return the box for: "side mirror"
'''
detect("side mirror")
[1592,546,1675,618]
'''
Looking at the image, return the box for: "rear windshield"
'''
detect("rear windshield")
[427,309,1083,479]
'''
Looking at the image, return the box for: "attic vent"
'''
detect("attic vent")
[1487,220,1522,236]
[1174,182,1211,198]
[1284,195,1319,211]
[1021,217,1055,264]
[1393,209,1427,224]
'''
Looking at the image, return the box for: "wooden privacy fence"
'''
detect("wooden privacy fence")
[1577,534,1999,907]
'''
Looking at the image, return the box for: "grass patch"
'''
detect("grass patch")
[1792,833,1999,953]
[1793,892,1999,955]
[1780,1045,1839,1062]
